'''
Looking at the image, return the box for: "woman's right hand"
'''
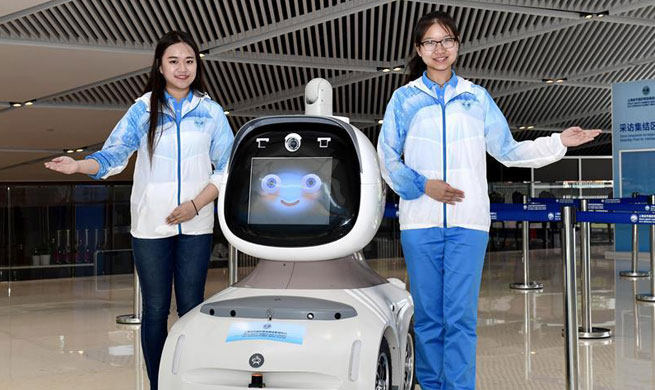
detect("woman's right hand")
[424,179,465,205]
[44,156,80,175]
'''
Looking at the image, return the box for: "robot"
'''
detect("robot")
[159,79,415,390]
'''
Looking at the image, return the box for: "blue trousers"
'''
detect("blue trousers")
[401,227,489,390]
[132,234,212,390]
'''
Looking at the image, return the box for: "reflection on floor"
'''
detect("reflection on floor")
[1,246,655,390]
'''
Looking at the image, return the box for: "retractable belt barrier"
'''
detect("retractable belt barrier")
[527,195,651,206]
[490,203,562,222]
[494,197,552,290]
[576,200,612,341]
[576,211,655,224]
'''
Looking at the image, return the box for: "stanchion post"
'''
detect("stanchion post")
[621,194,650,278]
[633,281,641,356]
[116,264,142,325]
[523,291,532,380]
[637,194,655,302]
[561,206,579,390]
[579,199,612,338]
[510,195,543,290]
[134,327,145,390]
[228,244,238,285]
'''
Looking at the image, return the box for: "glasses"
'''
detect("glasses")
[419,37,458,51]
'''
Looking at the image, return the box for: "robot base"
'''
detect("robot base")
[159,256,415,390]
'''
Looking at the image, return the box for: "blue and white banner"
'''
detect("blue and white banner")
[226,321,306,345]
[586,202,652,212]
[612,79,655,251]
[490,203,562,222]
[527,196,650,206]
[577,211,655,225]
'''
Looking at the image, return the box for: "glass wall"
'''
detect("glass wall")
[0,155,614,282]
[0,183,231,282]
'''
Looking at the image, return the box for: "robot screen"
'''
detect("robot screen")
[248,157,333,225]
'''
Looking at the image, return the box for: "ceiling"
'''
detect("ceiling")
[1,0,654,181]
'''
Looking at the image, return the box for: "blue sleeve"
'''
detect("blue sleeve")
[85,101,147,180]
[208,108,235,190]
[483,89,516,159]
[376,92,427,200]
[483,89,566,168]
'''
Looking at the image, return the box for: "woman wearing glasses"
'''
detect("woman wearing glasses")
[377,11,600,390]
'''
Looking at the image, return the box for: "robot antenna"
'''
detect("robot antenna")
[304,78,333,117]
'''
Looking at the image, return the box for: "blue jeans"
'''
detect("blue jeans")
[401,227,489,390]
[132,234,212,390]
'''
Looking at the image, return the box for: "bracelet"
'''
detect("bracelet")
[190,199,199,216]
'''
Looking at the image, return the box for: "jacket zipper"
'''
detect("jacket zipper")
[176,112,182,234]
[166,96,203,235]
[422,83,459,229]
[440,100,447,228]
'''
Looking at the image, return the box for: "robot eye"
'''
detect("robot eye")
[301,174,322,193]
[261,174,281,194]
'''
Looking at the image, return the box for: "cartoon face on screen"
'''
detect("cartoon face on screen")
[248,158,332,225]
[260,172,322,209]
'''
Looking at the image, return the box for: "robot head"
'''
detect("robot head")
[218,116,384,261]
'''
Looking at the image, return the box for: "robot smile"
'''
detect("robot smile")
[280,199,300,207]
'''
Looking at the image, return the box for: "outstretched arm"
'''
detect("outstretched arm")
[45,102,146,179]
[483,90,599,168]
[45,156,99,175]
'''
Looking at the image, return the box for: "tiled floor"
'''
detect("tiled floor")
[1,246,655,390]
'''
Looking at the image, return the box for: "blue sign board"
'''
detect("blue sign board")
[612,79,655,251]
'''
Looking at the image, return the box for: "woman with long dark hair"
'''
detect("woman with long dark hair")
[377,11,600,390]
[45,31,234,389]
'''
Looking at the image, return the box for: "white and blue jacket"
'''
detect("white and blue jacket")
[378,72,566,232]
[87,91,234,238]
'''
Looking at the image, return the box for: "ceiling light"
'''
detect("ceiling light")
[75,148,85,152]
[11,102,22,107]
[527,125,535,129]
[556,79,565,83]
[25,101,34,106]
[199,53,206,58]
[381,68,391,73]
[392,66,403,72]
[543,79,555,84]
[377,119,384,125]
[223,110,230,115]
[519,126,526,130]
[65,149,74,154]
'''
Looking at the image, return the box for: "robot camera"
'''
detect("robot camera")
[284,133,302,152]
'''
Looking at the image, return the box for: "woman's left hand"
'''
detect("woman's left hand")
[166,202,197,225]
[560,127,602,147]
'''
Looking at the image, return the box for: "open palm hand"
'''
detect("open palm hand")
[560,127,602,147]
[44,156,79,174]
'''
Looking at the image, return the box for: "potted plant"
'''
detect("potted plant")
[40,241,52,265]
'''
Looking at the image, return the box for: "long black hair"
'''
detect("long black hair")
[404,11,460,84]
[143,31,207,160]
